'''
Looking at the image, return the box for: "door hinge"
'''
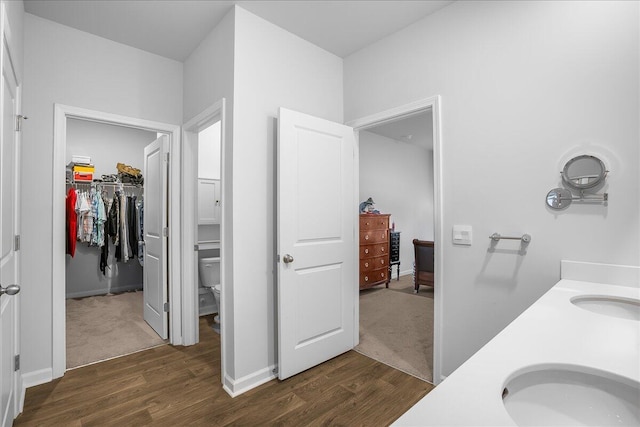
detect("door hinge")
[14,355,19,371]
[15,115,28,132]
[14,235,20,251]
[164,152,170,163]
[163,227,169,237]
[163,302,169,312]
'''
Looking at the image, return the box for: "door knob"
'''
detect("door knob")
[283,254,294,264]
[0,284,20,296]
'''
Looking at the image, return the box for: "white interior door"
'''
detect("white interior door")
[143,135,169,339]
[0,5,20,424]
[277,108,356,380]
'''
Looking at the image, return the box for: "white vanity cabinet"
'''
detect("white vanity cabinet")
[197,178,221,224]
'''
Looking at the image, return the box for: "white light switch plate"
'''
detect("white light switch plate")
[453,225,472,245]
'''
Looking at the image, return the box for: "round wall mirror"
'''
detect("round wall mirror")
[561,155,607,190]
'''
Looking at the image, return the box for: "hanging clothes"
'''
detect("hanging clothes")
[99,193,111,275]
[76,191,92,243]
[119,192,130,262]
[68,183,144,271]
[136,198,144,267]
[127,195,138,258]
[89,187,107,247]
[109,192,121,261]
[96,193,107,246]
[66,187,78,257]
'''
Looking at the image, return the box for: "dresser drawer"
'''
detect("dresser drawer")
[360,255,388,272]
[360,229,388,244]
[360,215,389,231]
[360,268,388,286]
[360,243,387,258]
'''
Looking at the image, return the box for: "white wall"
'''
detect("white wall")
[198,121,221,180]
[2,0,24,81]
[22,13,182,378]
[182,9,234,124]
[359,130,434,276]
[182,7,236,381]
[230,6,343,392]
[65,119,157,298]
[66,118,156,178]
[345,0,640,377]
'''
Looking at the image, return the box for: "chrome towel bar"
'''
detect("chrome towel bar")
[489,233,531,243]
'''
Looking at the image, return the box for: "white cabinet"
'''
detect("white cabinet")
[198,178,221,224]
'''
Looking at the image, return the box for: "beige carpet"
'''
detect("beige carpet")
[66,291,168,369]
[356,275,434,382]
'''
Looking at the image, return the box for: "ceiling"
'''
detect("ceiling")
[367,111,433,150]
[23,1,454,61]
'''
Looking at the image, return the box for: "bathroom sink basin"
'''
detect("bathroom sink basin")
[503,365,640,426]
[571,295,640,321]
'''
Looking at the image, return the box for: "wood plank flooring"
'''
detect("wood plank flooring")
[15,316,433,426]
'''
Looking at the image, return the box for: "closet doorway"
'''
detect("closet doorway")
[52,105,182,378]
[349,96,444,384]
[64,119,165,369]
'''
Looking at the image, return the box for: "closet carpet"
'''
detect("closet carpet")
[356,274,434,383]
[66,291,168,369]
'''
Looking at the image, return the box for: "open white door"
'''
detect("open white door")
[277,108,356,380]
[143,135,169,339]
[0,5,20,424]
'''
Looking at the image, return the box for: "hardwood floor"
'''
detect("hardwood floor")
[15,316,433,426]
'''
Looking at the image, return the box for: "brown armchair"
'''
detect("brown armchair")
[413,239,434,293]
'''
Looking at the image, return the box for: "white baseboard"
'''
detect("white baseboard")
[222,365,277,397]
[66,285,143,299]
[17,375,25,414]
[22,368,53,389]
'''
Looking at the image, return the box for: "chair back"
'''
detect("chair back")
[413,239,434,273]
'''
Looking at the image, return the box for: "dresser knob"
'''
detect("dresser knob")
[365,235,369,240]
[380,272,384,278]
[380,259,384,264]
[364,276,369,282]
[381,247,385,252]
[365,262,369,268]
[364,249,369,254]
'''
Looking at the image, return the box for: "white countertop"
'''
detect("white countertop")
[393,272,640,426]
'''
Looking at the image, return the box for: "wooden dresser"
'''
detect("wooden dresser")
[359,214,390,290]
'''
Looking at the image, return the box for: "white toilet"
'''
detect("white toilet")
[198,256,221,333]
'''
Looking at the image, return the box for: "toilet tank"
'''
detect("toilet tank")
[198,256,221,287]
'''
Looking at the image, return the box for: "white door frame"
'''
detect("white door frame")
[346,95,444,384]
[52,104,181,379]
[1,2,22,418]
[181,99,226,360]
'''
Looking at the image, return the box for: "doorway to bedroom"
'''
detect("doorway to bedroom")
[356,108,436,383]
